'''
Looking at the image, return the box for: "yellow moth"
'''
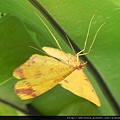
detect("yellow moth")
[13,12,105,106]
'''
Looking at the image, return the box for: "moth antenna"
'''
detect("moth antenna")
[77,22,106,57]
[77,14,96,56]
[77,14,106,57]
[65,35,76,54]
[34,11,62,50]
[29,46,46,54]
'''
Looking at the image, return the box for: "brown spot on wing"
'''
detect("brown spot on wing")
[92,89,95,92]
[14,68,25,79]
[30,55,36,63]
[63,79,69,83]
[15,68,23,74]
[84,78,89,81]
[15,88,37,98]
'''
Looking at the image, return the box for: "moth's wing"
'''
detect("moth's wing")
[42,47,79,67]
[13,54,74,100]
[59,69,101,106]
[13,54,74,79]
[42,47,70,62]
[15,75,70,100]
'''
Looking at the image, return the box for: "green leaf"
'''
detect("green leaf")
[0,0,119,116]
[0,102,26,116]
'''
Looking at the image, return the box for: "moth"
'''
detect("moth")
[13,12,105,106]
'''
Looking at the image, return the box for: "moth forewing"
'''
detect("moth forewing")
[43,46,80,67]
